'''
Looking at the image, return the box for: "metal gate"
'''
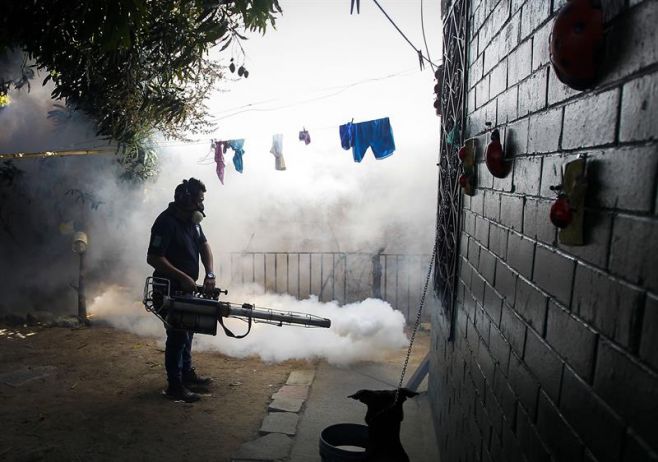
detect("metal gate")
[215,251,432,324]
[433,0,468,340]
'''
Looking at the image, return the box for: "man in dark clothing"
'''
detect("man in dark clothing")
[147,178,216,403]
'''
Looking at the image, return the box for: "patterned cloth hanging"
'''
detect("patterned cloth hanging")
[213,140,226,184]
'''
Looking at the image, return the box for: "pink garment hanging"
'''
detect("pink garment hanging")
[213,140,226,184]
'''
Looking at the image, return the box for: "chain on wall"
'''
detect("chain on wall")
[433,0,468,340]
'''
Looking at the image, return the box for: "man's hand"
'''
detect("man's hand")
[203,274,216,294]
[180,274,197,293]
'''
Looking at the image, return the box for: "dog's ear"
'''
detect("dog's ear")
[348,390,368,402]
[399,388,419,401]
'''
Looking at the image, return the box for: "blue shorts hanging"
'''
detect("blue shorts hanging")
[339,117,396,163]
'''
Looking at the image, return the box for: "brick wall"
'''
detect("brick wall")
[428,1,658,461]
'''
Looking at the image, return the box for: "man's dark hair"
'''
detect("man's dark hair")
[174,177,206,203]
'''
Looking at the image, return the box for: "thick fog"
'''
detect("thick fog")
[90,285,409,365]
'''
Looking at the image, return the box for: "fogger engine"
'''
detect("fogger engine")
[142,277,331,338]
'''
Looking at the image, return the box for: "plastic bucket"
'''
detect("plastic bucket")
[319,423,369,462]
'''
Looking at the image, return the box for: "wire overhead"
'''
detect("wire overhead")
[369,0,440,70]
[420,0,437,73]
[214,68,415,121]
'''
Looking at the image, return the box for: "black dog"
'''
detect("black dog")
[348,388,419,462]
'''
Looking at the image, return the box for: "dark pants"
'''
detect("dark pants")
[165,328,194,387]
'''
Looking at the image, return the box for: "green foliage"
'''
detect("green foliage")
[0,161,23,186]
[0,0,282,179]
[65,189,104,211]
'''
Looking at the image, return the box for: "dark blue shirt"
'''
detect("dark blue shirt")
[147,203,207,288]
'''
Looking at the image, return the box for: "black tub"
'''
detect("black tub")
[319,423,369,461]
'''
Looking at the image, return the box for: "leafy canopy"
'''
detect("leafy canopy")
[0,0,282,179]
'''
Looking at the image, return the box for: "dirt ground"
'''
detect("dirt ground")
[0,324,311,462]
[0,323,431,462]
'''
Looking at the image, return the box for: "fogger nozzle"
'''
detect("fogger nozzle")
[229,303,332,328]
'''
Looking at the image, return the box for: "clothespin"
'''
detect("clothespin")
[350,0,360,14]
[418,49,425,71]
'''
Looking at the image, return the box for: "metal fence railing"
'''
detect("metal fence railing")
[215,252,434,323]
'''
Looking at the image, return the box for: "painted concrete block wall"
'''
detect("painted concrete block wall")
[429,1,658,461]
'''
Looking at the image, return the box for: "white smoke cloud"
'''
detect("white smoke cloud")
[89,285,409,365]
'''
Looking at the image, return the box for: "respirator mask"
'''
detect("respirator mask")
[175,179,207,224]
[191,203,206,224]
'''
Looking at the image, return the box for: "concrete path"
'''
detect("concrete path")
[232,369,316,461]
[232,330,439,462]
[289,361,440,462]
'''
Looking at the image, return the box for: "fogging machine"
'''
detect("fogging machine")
[142,277,331,338]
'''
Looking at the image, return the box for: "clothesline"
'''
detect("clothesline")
[40,65,423,153]
[196,113,391,162]
[23,122,338,152]
[207,116,397,186]
[204,120,344,147]
[197,111,393,158]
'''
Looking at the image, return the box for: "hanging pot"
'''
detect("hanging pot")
[550,0,604,91]
[485,129,511,178]
[457,138,476,196]
[458,145,474,167]
[550,194,573,228]
[459,173,475,196]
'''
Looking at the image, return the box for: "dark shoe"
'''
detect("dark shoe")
[164,385,201,403]
[183,367,213,387]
